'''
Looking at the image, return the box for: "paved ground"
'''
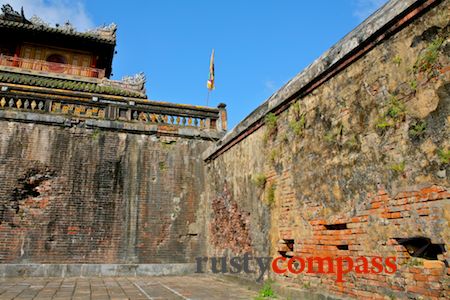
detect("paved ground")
[0,276,259,300]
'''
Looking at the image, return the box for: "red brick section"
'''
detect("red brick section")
[209,184,252,254]
[275,185,449,299]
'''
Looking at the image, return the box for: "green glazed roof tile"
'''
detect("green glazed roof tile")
[0,71,146,99]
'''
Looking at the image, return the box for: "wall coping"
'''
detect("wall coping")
[203,0,439,161]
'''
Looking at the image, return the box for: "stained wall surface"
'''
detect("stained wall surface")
[0,122,211,264]
[204,0,449,298]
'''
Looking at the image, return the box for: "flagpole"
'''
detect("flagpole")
[206,48,215,107]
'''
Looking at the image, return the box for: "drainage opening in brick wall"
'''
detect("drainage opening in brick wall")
[395,236,446,261]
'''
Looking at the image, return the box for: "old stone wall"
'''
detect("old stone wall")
[0,121,211,264]
[204,0,449,299]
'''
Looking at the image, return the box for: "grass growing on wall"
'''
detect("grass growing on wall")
[266,183,276,206]
[252,173,267,188]
[264,113,278,143]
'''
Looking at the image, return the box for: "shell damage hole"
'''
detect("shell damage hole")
[1,165,55,225]
[12,167,55,201]
[278,239,294,258]
[395,237,445,260]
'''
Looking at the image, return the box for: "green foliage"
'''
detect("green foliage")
[266,183,276,206]
[376,116,393,130]
[390,161,405,173]
[406,257,423,267]
[92,128,101,140]
[386,95,406,119]
[292,101,301,117]
[159,161,166,171]
[324,131,336,143]
[393,55,402,65]
[289,101,306,136]
[264,113,278,142]
[375,95,406,134]
[323,124,343,144]
[269,149,279,164]
[254,280,276,299]
[408,120,427,138]
[289,114,306,136]
[437,148,450,164]
[265,113,277,131]
[413,37,444,76]
[409,79,417,91]
[345,134,359,149]
[252,173,267,188]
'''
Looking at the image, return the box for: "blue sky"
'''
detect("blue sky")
[6,0,387,128]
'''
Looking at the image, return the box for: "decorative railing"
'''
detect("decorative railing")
[129,108,214,129]
[0,54,106,79]
[0,96,106,119]
[0,92,226,132]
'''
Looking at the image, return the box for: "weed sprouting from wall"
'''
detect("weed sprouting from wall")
[413,37,444,78]
[252,173,267,188]
[408,120,427,139]
[264,113,278,143]
[289,101,306,136]
[375,95,406,135]
[437,148,450,164]
[254,280,276,299]
[393,55,402,65]
[390,161,406,173]
[386,95,406,120]
[266,183,276,207]
[92,128,101,140]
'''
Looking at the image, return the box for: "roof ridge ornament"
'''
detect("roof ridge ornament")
[1,3,116,41]
[122,72,146,86]
[85,23,117,39]
[99,72,147,95]
[60,20,76,33]
[29,15,50,28]
[1,4,19,17]
[1,4,31,24]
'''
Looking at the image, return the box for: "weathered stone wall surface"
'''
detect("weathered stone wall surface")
[0,121,211,264]
[205,0,449,299]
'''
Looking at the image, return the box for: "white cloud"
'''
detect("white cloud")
[264,80,277,93]
[352,0,387,21]
[1,0,94,31]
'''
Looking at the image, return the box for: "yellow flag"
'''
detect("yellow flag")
[207,49,215,90]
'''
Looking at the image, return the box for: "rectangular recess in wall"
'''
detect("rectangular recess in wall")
[324,223,348,230]
[336,245,349,250]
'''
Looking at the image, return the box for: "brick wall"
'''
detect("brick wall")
[205,0,449,299]
[0,121,211,263]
